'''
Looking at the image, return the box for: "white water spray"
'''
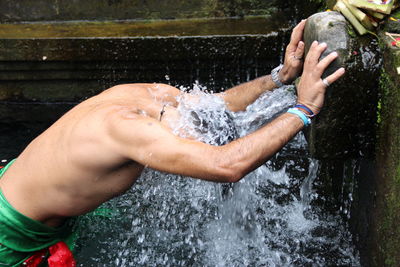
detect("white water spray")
[76,84,360,266]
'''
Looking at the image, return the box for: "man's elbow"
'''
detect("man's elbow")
[215,166,245,183]
[209,151,248,183]
[226,172,244,183]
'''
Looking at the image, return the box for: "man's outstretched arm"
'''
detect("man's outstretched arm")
[109,41,345,183]
[110,111,304,183]
[219,20,306,112]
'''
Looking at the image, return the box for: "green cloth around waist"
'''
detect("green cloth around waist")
[0,160,76,266]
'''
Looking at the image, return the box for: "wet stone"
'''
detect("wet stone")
[302,11,381,159]
[304,11,349,78]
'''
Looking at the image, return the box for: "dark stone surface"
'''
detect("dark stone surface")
[0,0,234,22]
[303,11,381,159]
[0,34,286,62]
[0,103,74,159]
[0,0,298,22]
[316,158,378,267]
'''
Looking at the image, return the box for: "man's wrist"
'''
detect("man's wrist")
[270,65,285,88]
[287,107,311,126]
[294,104,315,118]
[278,66,291,84]
[296,100,322,115]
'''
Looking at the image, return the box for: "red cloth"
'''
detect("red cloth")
[391,37,400,47]
[47,242,76,267]
[23,241,76,267]
[22,249,47,266]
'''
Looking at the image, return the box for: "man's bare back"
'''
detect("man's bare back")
[0,84,184,227]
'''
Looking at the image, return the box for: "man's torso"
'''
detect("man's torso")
[0,83,182,227]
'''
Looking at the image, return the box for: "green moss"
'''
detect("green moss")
[347,24,357,38]
[379,70,390,98]
[380,189,400,266]
[376,99,382,124]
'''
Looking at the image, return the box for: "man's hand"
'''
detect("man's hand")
[296,41,346,114]
[279,20,307,84]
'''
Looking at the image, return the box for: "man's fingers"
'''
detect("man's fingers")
[305,41,327,66]
[323,67,346,86]
[316,51,338,75]
[290,20,306,43]
[288,20,306,50]
[294,41,305,60]
[318,51,338,67]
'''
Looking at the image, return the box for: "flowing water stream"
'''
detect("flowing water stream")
[75,84,360,266]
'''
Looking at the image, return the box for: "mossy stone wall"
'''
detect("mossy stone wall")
[371,41,400,266]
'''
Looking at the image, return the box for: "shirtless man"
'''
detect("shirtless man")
[0,20,345,266]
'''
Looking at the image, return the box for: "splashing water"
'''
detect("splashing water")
[75,84,360,266]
